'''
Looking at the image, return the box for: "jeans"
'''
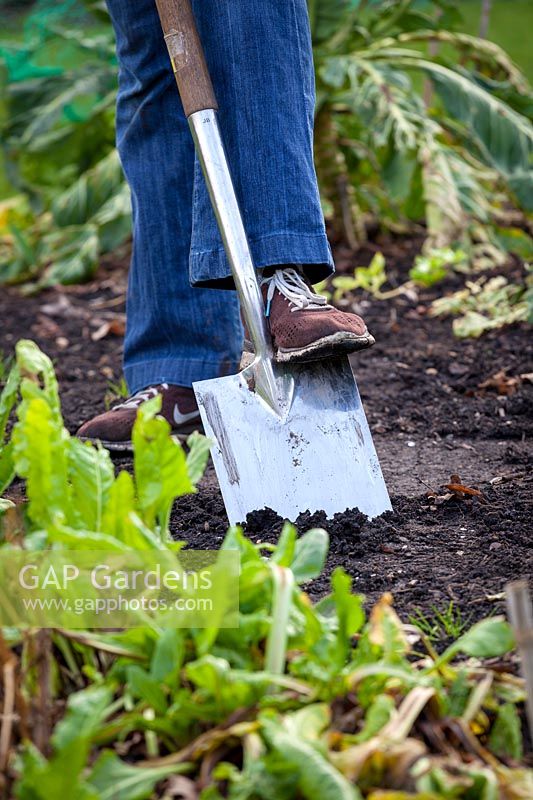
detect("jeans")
[106,0,334,392]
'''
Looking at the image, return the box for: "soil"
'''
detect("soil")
[1,237,531,628]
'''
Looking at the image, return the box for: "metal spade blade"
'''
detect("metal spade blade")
[194,357,391,525]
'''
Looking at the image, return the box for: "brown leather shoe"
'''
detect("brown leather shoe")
[246,267,374,363]
[77,383,202,451]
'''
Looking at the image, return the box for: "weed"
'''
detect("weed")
[410,601,472,644]
[0,350,13,385]
[103,375,128,410]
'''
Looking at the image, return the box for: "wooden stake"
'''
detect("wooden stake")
[506,580,533,739]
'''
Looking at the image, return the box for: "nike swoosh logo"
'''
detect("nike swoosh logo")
[173,404,200,427]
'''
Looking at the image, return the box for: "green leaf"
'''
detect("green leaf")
[272,522,297,566]
[0,363,20,441]
[495,227,533,260]
[68,439,115,531]
[185,431,211,485]
[88,750,189,800]
[353,693,395,743]
[453,310,494,339]
[441,617,515,663]
[0,441,15,496]
[52,684,113,751]
[15,685,113,800]
[332,568,365,664]
[261,715,362,800]
[132,396,194,533]
[309,0,357,45]
[489,703,523,761]
[20,72,107,145]
[101,469,138,542]
[51,149,124,227]
[126,665,168,715]
[45,524,128,551]
[12,396,70,528]
[283,703,330,743]
[150,628,185,683]
[291,528,329,583]
[14,743,99,800]
[38,225,99,286]
[409,248,465,287]
[15,340,61,422]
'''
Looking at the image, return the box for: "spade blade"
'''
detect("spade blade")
[193,357,391,526]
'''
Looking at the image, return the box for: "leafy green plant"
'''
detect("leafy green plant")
[104,375,129,410]
[0,339,209,540]
[2,1,533,291]
[431,270,532,336]
[328,252,390,301]
[1,341,531,798]
[0,1,126,287]
[409,601,472,644]
[311,0,533,262]
[409,246,466,287]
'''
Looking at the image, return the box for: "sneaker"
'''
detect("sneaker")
[246,267,375,363]
[77,383,202,451]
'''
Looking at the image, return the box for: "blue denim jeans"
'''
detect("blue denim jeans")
[106,0,334,392]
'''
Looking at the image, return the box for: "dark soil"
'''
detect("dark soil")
[2,237,532,626]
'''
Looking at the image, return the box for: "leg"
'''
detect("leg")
[106,0,243,392]
[185,0,372,363]
[188,0,334,287]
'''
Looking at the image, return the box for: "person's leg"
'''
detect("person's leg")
[106,0,242,393]
[188,0,334,288]
[186,0,373,362]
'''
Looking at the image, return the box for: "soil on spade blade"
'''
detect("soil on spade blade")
[1,237,531,625]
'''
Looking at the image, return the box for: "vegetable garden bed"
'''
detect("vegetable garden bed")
[1,236,531,629]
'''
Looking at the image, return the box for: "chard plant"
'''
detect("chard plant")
[0,342,532,798]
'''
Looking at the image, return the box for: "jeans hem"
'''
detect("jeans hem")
[190,231,334,288]
[124,357,240,393]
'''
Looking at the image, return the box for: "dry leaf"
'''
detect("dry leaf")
[91,319,126,341]
[477,369,520,396]
[444,483,483,498]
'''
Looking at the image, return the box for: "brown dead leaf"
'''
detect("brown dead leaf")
[477,369,520,396]
[31,314,62,339]
[40,294,88,320]
[91,319,126,341]
[445,482,483,498]
[433,492,454,506]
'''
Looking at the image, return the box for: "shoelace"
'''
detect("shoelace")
[261,267,329,316]
[114,383,168,410]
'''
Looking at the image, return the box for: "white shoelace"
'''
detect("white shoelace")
[261,268,329,316]
[114,383,168,410]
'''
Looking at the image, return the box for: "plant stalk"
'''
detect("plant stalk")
[506,580,533,740]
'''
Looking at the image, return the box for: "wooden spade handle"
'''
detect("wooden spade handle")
[155,0,218,116]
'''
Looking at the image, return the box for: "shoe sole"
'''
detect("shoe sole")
[244,331,375,365]
[78,420,204,453]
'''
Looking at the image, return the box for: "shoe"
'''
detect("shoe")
[77,383,202,451]
[245,267,375,363]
